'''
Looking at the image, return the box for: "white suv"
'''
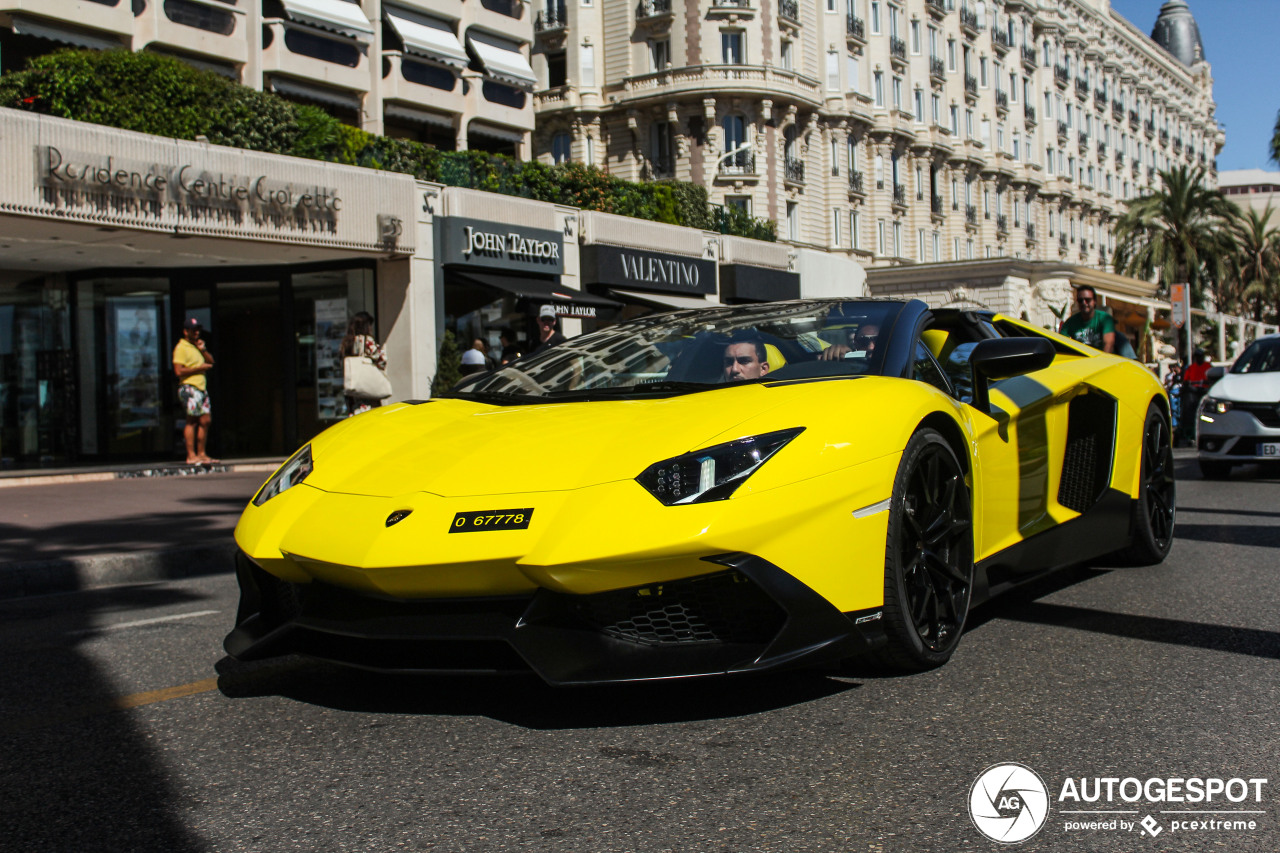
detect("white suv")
[1197,333,1280,478]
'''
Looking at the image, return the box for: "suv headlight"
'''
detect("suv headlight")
[253,445,314,506]
[1201,396,1232,415]
[636,428,804,505]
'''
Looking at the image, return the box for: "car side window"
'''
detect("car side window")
[912,341,953,395]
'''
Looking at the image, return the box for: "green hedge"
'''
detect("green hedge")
[0,49,775,240]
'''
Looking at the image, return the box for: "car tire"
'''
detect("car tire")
[1198,459,1232,480]
[875,427,974,672]
[1119,403,1177,565]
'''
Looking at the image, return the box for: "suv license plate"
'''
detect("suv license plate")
[1262,442,1280,457]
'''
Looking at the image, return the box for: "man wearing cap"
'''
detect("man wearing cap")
[531,305,566,355]
[173,318,217,465]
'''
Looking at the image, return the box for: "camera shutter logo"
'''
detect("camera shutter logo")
[969,763,1050,843]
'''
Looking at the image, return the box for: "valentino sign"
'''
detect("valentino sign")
[581,244,716,295]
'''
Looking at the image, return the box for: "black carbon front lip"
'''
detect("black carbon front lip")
[225,551,885,685]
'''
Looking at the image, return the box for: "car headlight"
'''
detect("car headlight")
[636,428,804,506]
[1201,396,1232,415]
[252,445,314,506]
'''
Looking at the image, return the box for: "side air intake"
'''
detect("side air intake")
[1057,390,1117,513]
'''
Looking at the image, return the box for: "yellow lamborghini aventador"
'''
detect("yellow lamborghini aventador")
[226,299,1176,682]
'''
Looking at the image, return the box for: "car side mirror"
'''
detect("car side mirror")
[970,337,1057,416]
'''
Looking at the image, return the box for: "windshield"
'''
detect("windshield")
[447,300,904,403]
[1231,338,1280,375]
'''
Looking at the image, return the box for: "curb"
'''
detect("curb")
[0,461,280,489]
[0,542,238,599]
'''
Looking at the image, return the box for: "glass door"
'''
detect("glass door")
[209,280,288,458]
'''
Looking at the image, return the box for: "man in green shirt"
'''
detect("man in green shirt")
[1059,285,1116,353]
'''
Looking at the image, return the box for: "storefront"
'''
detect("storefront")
[0,108,417,469]
[718,236,799,304]
[435,189,616,360]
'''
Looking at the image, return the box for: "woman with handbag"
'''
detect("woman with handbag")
[341,311,390,416]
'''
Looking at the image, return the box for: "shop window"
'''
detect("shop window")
[291,267,375,441]
[163,0,236,35]
[401,59,457,91]
[284,28,362,67]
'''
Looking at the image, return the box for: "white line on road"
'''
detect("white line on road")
[68,609,220,636]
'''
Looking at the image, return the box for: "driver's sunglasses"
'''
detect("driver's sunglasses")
[723,356,756,367]
[854,336,873,347]
[1077,296,1095,304]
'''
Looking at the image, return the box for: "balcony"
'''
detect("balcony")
[890,37,906,63]
[1173,138,1183,153]
[993,29,1010,53]
[1057,120,1068,140]
[892,184,907,206]
[1112,101,1124,121]
[849,170,865,195]
[964,75,977,97]
[1160,129,1169,146]
[617,64,821,109]
[959,4,979,36]
[1021,46,1036,69]
[1095,87,1106,105]
[785,157,805,183]
[719,151,757,176]
[636,0,672,19]
[931,194,943,215]
[1075,78,1089,99]
[965,205,977,226]
[930,56,945,81]
[995,89,1008,113]
[1097,141,1106,158]
[1116,152,1124,168]
[846,14,865,43]
[1026,222,1036,241]
[997,213,1008,233]
[925,0,946,19]
[709,0,754,18]
[1128,109,1139,128]
[1054,65,1068,87]
[1078,131,1088,150]
[1024,104,1036,125]
[777,0,798,22]
[535,3,567,31]
[1059,234,1068,251]
[1144,119,1155,137]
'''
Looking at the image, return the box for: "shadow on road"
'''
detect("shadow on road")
[215,656,855,729]
[0,585,211,852]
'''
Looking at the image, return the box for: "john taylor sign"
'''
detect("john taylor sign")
[581,245,716,295]
[439,218,564,275]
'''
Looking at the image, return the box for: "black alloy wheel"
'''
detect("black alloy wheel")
[1119,403,1177,565]
[877,428,974,671]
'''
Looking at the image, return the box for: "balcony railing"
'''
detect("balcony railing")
[846,14,865,41]
[636,0,671,17]
[993,30,1010,51]
[995,90,1008,112]
[1095,87,1106,104]
[1128,109,1139,128]
[997,213,1008,233]
[1160,129,1169,146]
[1057,120,1068,139]
[1075,78,1089,99]
[778,0,798,22]
[1059,234,1068,250]
[719,152,756,175]
[930,56,945,80]
[1026,222,1036,241]
[1054,65,1068,86]
[964,74,977,96]
[1144,119,1155,136]
[932,194,943,215]
[785,157,805,183]
[959,5,979,34]
[1112,102,1124,121]
[892,184,906,206]
[1021,46,1036,68]
[711,0,751,7]
[925,0,946,17]
[1097,142,1107,158]
[965,205,977,225]
[1024,104,1036,124]
[535,2,567,30]
[890,37,906,61]
[1078,131,1088,150]
[1173,139,1183,153]
[849,171,865,193]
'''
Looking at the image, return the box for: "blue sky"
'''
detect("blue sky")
[1108,0,1280,172]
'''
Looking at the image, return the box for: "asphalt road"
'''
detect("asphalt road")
[2,462,1278,852]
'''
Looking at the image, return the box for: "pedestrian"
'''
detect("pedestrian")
[1179,349,1210,444]
[531,305,567,355]
[342,311,387,417]
[1059,285,1116,353]
[172,317,217,465]
[499,327,522,364]
[459,337,493,376]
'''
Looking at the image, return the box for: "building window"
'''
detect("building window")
[873,71,885,107]
[914,88,923,123]
[877,219,886,255]
[721,31,744,65]
[551,132,572,163]
[833,209,842,244]
[917,228,925,259]
[892,76,902,109]
[965,109,973,138]
[931,93,940,124]
[651,39,670,71]
[953,236,960,259]
[650,121,673,176]
[870,1,881,34]
[847,54,859,92]
[721,114,748,171]
[966,238,973,259]
[850,210,860,249]
[950,104,959,135]
[931,230,939,261]
[787,201,799,240]
[947,38,956,72]
[893,220,902,257]
[979,56,988,88]
[581,44,596,87]
[726,195,752,215]
[781,39,793,71]
[910,20,921,54]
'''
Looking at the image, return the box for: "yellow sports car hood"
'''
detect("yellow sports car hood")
[303,386,825,498]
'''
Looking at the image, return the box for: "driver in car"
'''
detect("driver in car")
[819,323,879,361]
[723,336,771,382]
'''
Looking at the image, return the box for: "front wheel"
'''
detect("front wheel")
[876,428,974,672]
[1119,403,1177,565]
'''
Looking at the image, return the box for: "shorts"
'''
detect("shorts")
[178,384,211,418]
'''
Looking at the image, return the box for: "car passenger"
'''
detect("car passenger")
[723,337,770,381]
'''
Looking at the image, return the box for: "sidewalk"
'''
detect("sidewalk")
[0,461,280,599]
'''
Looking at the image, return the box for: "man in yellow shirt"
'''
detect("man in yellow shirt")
[172,318,216,465]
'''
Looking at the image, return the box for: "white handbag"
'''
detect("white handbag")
[343,337,392,400]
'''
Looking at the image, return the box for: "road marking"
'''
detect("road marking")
[0,677,221,735]
[67,609,220,637]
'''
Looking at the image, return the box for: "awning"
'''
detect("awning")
[719,265,800,303]
[384,9,469,69]
[449,271,621,316]
[268,77,362,111]
[610,289,724,310]
[278,0,373,40]
[467,35,537,89]
[384,104,456,129]
[9,15,123,50]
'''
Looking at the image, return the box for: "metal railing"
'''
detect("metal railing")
[1054,65,1069,85]
[846,14,865,40]
[535,2,566,29]
[932,194,943,214]
[1057,120,1068,139]
[1024,104,1036,124]
[959,5,978,32]
[965,204,977,225]
[995,90,1008,111]
[892,184,906,205]
[997,213,1007,233]
[849,171,865,193]
[1026,223,1036,240]
[890,37,906,61]
[785,157,805,183]
[778,0,798,22]
[930,56,945,79]
[964,74,977,95]
[1021,46,1036,68]
[719,152,756,175]
[636,0,671,16]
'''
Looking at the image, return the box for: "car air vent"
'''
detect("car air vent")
[1058,390,1117,514]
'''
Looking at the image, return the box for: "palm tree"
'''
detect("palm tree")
[1271,108,1280,166]
[1228,205,1280,323]
[1111,164,1237,309]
